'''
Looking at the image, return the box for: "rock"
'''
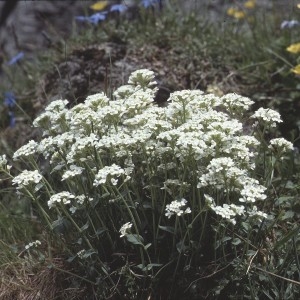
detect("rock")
[0,1,93,56]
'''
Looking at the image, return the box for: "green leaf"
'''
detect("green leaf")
[281,210,294,220]
[158,225,175,234]
[50,164,65,174]
[274,226,299,250]
[276,196,294,205]
[34,183,44,192]
[80,222,89,232]
[66,255,77,263]
[142,202,152,209]
[136,263,162,271]
[82,249,98,259]
[100,192,110,199]
[51,217,71,234]
[176,240,188,253]
[232,238,241,246]
[144,243,152,250]
[246,250,257,256]
[75,238,82,245]
[126,234,144,246]
[215,236,232,249]
[95,228,107,236]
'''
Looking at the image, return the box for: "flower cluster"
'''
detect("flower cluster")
[93,164,128,186]
[251,107,282,127]
[77,249,86,259]
[75,0,162,25]
[227,0,256,20]
[211,203,245,225]
[25,240,41,250]
[119,222,132,237]
[13,140,38,160]
[10,68,293,232]
[165,198,191,218]
[12,170,42,189]
[62,165,84,181]
[268,138,294,153]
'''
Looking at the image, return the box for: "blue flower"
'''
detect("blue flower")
[8,111,16,127]
[75,12,108,24]
[141,0,160,8]
[4,91,16,108]
[3,92,16,127]
[281,20,300,29]
[110,4,128,13]
[7,52,24,65]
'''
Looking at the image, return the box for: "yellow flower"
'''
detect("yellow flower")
[90,1,108,11]
[227,7,246,19]
[297,3,300,9]
[234,10,246,19]
[227,7,237,16]
[291,65,300,75]
[244,0,256,9]
[287,43,300,54]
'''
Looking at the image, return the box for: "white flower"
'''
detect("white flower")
[77,249,86,259]
[25,240,41,250]
[13,140,38,160]
[211,204,236,219]
[251,108,282,127]
[248,206,268,221]
[84,92,109,110]
[45,99,69,112]
[48,191,75,209]
[113,84,137,100]
[175,131,207,161]
[210,204,245,225]
[119,222,132,237]
[62,165,84,181]
[76,194,93,205]
[169,90,204,104]
[69,206,77,214]
[222,136,259,169]
[68,195,93,214]
[37,136,56,159]
[165,198,191,218]
[128,69,157,88]
[93,164,126,186]
[0,154,7,169]
[33,100,69,135]
[239,178,267,203]
[268,138,294,152]
[198,157,246,189]
[220,93,254,113]
[281,20,300,29]
[66,134,98,164]
[204,194,215,206]
[12,170,42,189]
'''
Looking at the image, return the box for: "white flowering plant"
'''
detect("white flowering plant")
[0,69,296,298]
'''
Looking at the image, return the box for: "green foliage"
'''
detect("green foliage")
[1,68,298,298]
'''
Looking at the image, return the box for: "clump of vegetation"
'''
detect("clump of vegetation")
[1,69,299,298]
[0,0,300,299]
